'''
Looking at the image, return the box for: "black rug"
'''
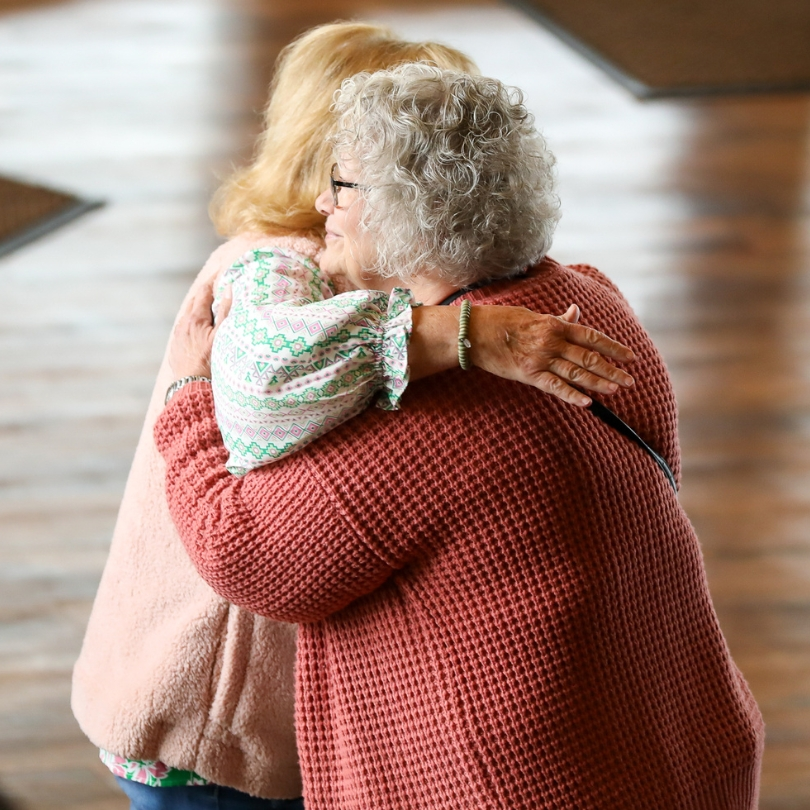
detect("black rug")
[0,176,102,259]
[508,0,810,98]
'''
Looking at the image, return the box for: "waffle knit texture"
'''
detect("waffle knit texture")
[156,258,764,809]
[71,233,320,799]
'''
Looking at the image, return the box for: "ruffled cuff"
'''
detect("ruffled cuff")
[374,287,414,411]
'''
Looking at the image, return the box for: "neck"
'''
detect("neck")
[409,278,459,306]
[368,274,458,306]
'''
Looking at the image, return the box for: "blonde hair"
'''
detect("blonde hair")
[211,22,478,239]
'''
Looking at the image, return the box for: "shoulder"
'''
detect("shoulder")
[201,232,324,283]
[233,244,319,275]
[220,243,334,304]
[464,256,681,477]
[463,257,637,337]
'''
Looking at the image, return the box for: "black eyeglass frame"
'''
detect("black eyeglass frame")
[330,163,362,208]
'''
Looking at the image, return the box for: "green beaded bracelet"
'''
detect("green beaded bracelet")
[458,299,472,370]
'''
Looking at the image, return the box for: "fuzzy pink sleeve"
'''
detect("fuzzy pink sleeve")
[154,383,395,623]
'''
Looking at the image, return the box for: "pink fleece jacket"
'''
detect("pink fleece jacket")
[71,232,322,798]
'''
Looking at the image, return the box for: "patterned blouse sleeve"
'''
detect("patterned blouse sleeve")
[211,246,413,475]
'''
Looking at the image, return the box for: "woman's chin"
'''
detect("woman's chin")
[317,254,337,277]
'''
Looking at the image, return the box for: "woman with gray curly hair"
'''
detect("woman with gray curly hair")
[160,63,763,808]
[328,64,558,287]
[300,64,577,401]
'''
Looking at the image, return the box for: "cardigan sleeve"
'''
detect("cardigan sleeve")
[154,383,399,623]
[212,247,412,475]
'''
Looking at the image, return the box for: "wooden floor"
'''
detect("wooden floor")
[1,0,808,807]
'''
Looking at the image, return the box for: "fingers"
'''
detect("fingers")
[563,321,635,363]
[548,357,632,396]
[168,282,220,380]
[534,353,632,407]
[476,306,637,406]
[559,343,634,388]
[216,285,233,325]
[192,281,216,325]
[534,371,592,408]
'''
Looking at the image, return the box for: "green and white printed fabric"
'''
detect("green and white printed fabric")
[212,246,413,475]
[100,748,208,786]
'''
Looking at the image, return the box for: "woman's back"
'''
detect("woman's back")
[158,258,763,808]
[298,259,760,807]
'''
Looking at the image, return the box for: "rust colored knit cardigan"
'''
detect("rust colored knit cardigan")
[156,259,763,809]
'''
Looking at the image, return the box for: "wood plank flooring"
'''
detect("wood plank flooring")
[1,0,808,807]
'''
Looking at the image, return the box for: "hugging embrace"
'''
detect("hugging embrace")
[73,22,763,810]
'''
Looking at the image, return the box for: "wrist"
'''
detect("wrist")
[468,304,509,373]
[407,307,458,381]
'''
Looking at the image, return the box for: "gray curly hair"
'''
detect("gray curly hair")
[330,63,560,288]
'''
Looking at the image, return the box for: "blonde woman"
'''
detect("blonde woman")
[72,23,631,810]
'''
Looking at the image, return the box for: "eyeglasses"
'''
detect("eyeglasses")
[330,163,362,208]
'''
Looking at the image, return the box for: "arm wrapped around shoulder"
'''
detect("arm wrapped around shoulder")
[212,247,413,474]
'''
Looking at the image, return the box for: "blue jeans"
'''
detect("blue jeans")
[115,777,304,810]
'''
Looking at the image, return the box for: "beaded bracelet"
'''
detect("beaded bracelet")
[458,299,472,370]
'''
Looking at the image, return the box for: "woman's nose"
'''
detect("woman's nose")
[315,187,334,216]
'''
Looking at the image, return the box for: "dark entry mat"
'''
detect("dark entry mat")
[508,0,810,98]
[0,176,102,258]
